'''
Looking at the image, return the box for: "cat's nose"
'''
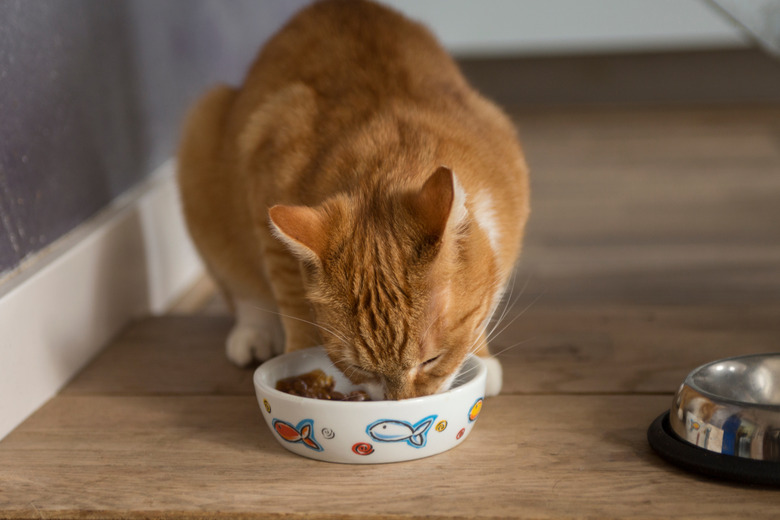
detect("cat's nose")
[384,387,416,400]
[383,379,419,400]
[380,371,435,400]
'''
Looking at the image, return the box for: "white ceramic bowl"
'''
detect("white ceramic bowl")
[253,346,487,463]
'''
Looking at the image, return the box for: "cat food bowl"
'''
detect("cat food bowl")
[647,353,780,485]
[253,346,487,464]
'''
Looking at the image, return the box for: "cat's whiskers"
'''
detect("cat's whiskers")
[462,274,518,357]
[489,271,523,341]
[419,313,439,352]
[455,336,537,382]
[458,332,536,380]
[248,304,352,347]
[484,273,529,345]
[320,352,347,372]
[484,287,543,348]
[487,336,537,359]
[463,319,494,366]
[465,273,542,363]
[244,303,368,381]
[344,365,361,380]
[316,349,362,384]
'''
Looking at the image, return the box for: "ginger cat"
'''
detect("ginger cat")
[177,0,530,400]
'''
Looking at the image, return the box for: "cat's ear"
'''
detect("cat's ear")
[412,166,467,242]
[268,205,327,262]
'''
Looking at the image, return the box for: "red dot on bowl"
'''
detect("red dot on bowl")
[456,428,466,440]
[352,442,374,455]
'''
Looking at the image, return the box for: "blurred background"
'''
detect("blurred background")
[1,0,779,441]
[0,0,778,283]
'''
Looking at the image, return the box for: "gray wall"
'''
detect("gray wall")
[0,0,307,278]
[1,0,775,281]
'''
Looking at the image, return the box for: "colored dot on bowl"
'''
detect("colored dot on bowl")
[352,442,374,455]
[468,398,483,422]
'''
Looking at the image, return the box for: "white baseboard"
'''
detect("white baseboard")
[0,159,204,440]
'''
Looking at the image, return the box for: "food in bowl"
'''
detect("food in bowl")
[275,369,372,401]
[254,346,487,464]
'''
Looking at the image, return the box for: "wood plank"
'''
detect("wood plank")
[63,316,249,396]
[2,394,779,519]
[517,106,780,248]
[510,106,780,305]
[167,275,220,314]
[493,304,780,394]
[65,306,780,397]
[6,101,779,519]
[517,244,780,305]
[183,106,780,307]
[458,50,780,108]
[177,106,780,308]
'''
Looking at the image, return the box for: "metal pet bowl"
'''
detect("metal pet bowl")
[648,353,780,485]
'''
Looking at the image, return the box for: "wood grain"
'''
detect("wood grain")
[63,316,248,396]
[64,306,780,397]
[494,304,780,394]
[167,275,221,315]
[3,393,780,519]
[3,97,780,517]
[458,50,780,108]
[190,106,780,307]
[515,106,780,306]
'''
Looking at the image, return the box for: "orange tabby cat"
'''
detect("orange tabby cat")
[177,0,529,399]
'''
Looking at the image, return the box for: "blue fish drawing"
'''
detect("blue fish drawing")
[367,415,437,448]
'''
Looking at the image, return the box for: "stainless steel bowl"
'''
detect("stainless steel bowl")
[670,353,780,461]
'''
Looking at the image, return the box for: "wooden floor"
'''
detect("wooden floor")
[2,104,780,519]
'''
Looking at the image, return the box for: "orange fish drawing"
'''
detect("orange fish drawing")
[272,419,323,451]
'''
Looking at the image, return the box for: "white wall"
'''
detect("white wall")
[713,0,780,56]
[0,162,203,441]
[379,0,750,56]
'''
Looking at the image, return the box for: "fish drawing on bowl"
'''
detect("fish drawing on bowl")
[367,416,438,448]
[254,346,487,464]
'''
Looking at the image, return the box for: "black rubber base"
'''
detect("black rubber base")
[647,411,780,486]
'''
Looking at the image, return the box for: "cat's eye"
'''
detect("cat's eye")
[420,355,441,368]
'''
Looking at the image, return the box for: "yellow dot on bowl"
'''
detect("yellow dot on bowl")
[468,398,483,422]
[263,399,271,413]
[435,420,447,432]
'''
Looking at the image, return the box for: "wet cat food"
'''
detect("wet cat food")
[275,369,371,401]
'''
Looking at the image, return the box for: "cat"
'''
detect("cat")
[177,0,530,400]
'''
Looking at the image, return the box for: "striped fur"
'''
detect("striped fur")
[177,0,530,399]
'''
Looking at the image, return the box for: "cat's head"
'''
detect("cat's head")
[269,166,500,399]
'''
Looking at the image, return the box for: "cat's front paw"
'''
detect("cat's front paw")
[482,357,503,396]
[226,324,283,366]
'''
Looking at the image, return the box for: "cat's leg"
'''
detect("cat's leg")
[212,260,286,365]
[225,298,285,366]
[259,240,322,353]
[237,83,322,354]
[209,266,285,366]
[209,258,285,365]
[178,84,284,366]
[473,339,503,397]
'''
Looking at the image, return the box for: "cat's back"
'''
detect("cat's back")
[234,0,467,118]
